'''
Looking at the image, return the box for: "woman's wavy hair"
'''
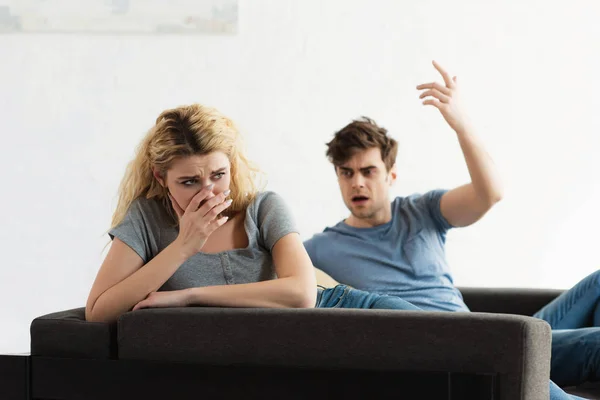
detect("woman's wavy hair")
[111,104,262,229]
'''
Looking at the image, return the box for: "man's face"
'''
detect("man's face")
[336,147,396,222]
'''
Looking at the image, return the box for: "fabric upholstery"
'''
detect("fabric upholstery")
[30,307,116,359]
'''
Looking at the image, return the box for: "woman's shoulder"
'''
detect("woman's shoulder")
[251,190,283,205]
[126,196,173,225]
[247,191,291,222]
[246,191,298,249]
[248,191,289,212]
[129,195,162,212]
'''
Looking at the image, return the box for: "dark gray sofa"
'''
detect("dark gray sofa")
[0,287,596,399]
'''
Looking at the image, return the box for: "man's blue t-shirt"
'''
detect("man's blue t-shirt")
[304,190,469,312]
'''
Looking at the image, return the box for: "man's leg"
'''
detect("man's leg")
[532,271,600,387]
[551,328,600,387]
[550,380,588,400]
[316,285,421,310]
[534,270,600,328]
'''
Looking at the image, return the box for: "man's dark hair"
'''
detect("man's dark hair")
[326,117,398,171]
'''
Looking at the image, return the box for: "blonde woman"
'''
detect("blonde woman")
[86,104,418,323]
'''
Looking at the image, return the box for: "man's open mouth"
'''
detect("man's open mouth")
[351,196,370,203]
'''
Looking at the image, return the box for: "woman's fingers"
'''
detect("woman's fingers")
[205,199,233,221]
[168,194,185,219]
[197,189,231,218]
[185,184,215,214]
[208,215,230,234]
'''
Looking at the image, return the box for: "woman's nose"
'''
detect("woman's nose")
[201,180,214,192]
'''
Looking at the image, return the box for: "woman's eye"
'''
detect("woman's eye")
[181,179,198,186]
[213,173,225,180]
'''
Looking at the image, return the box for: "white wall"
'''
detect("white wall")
[1,0,600,353]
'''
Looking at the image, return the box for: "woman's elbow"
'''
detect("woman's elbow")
[85,306,109,323]
[292,281,317,309]
[85,301,120,324]
[85,306,105,323]
[85,297,98,322]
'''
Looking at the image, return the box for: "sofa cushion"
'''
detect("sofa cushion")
[459,287,563,316]
[30,307,116,359]
[117,307,549,375]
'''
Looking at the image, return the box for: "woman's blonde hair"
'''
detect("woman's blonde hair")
[111,104,262,229]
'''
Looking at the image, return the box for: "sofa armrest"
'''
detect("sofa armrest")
[459,287,564,316]
[118,307,551,400]
[30,307,117,359]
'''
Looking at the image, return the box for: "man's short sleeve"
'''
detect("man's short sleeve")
[303,235,320,268]
[418,189,454,232]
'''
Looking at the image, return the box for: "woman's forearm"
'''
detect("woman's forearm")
[187,276,317,309]
[87,240,191,323]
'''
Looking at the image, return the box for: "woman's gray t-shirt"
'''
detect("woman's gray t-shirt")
[109,191,297,291]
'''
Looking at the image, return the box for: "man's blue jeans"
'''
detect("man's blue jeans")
[316,284,421,310]
[534,270,600,387]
